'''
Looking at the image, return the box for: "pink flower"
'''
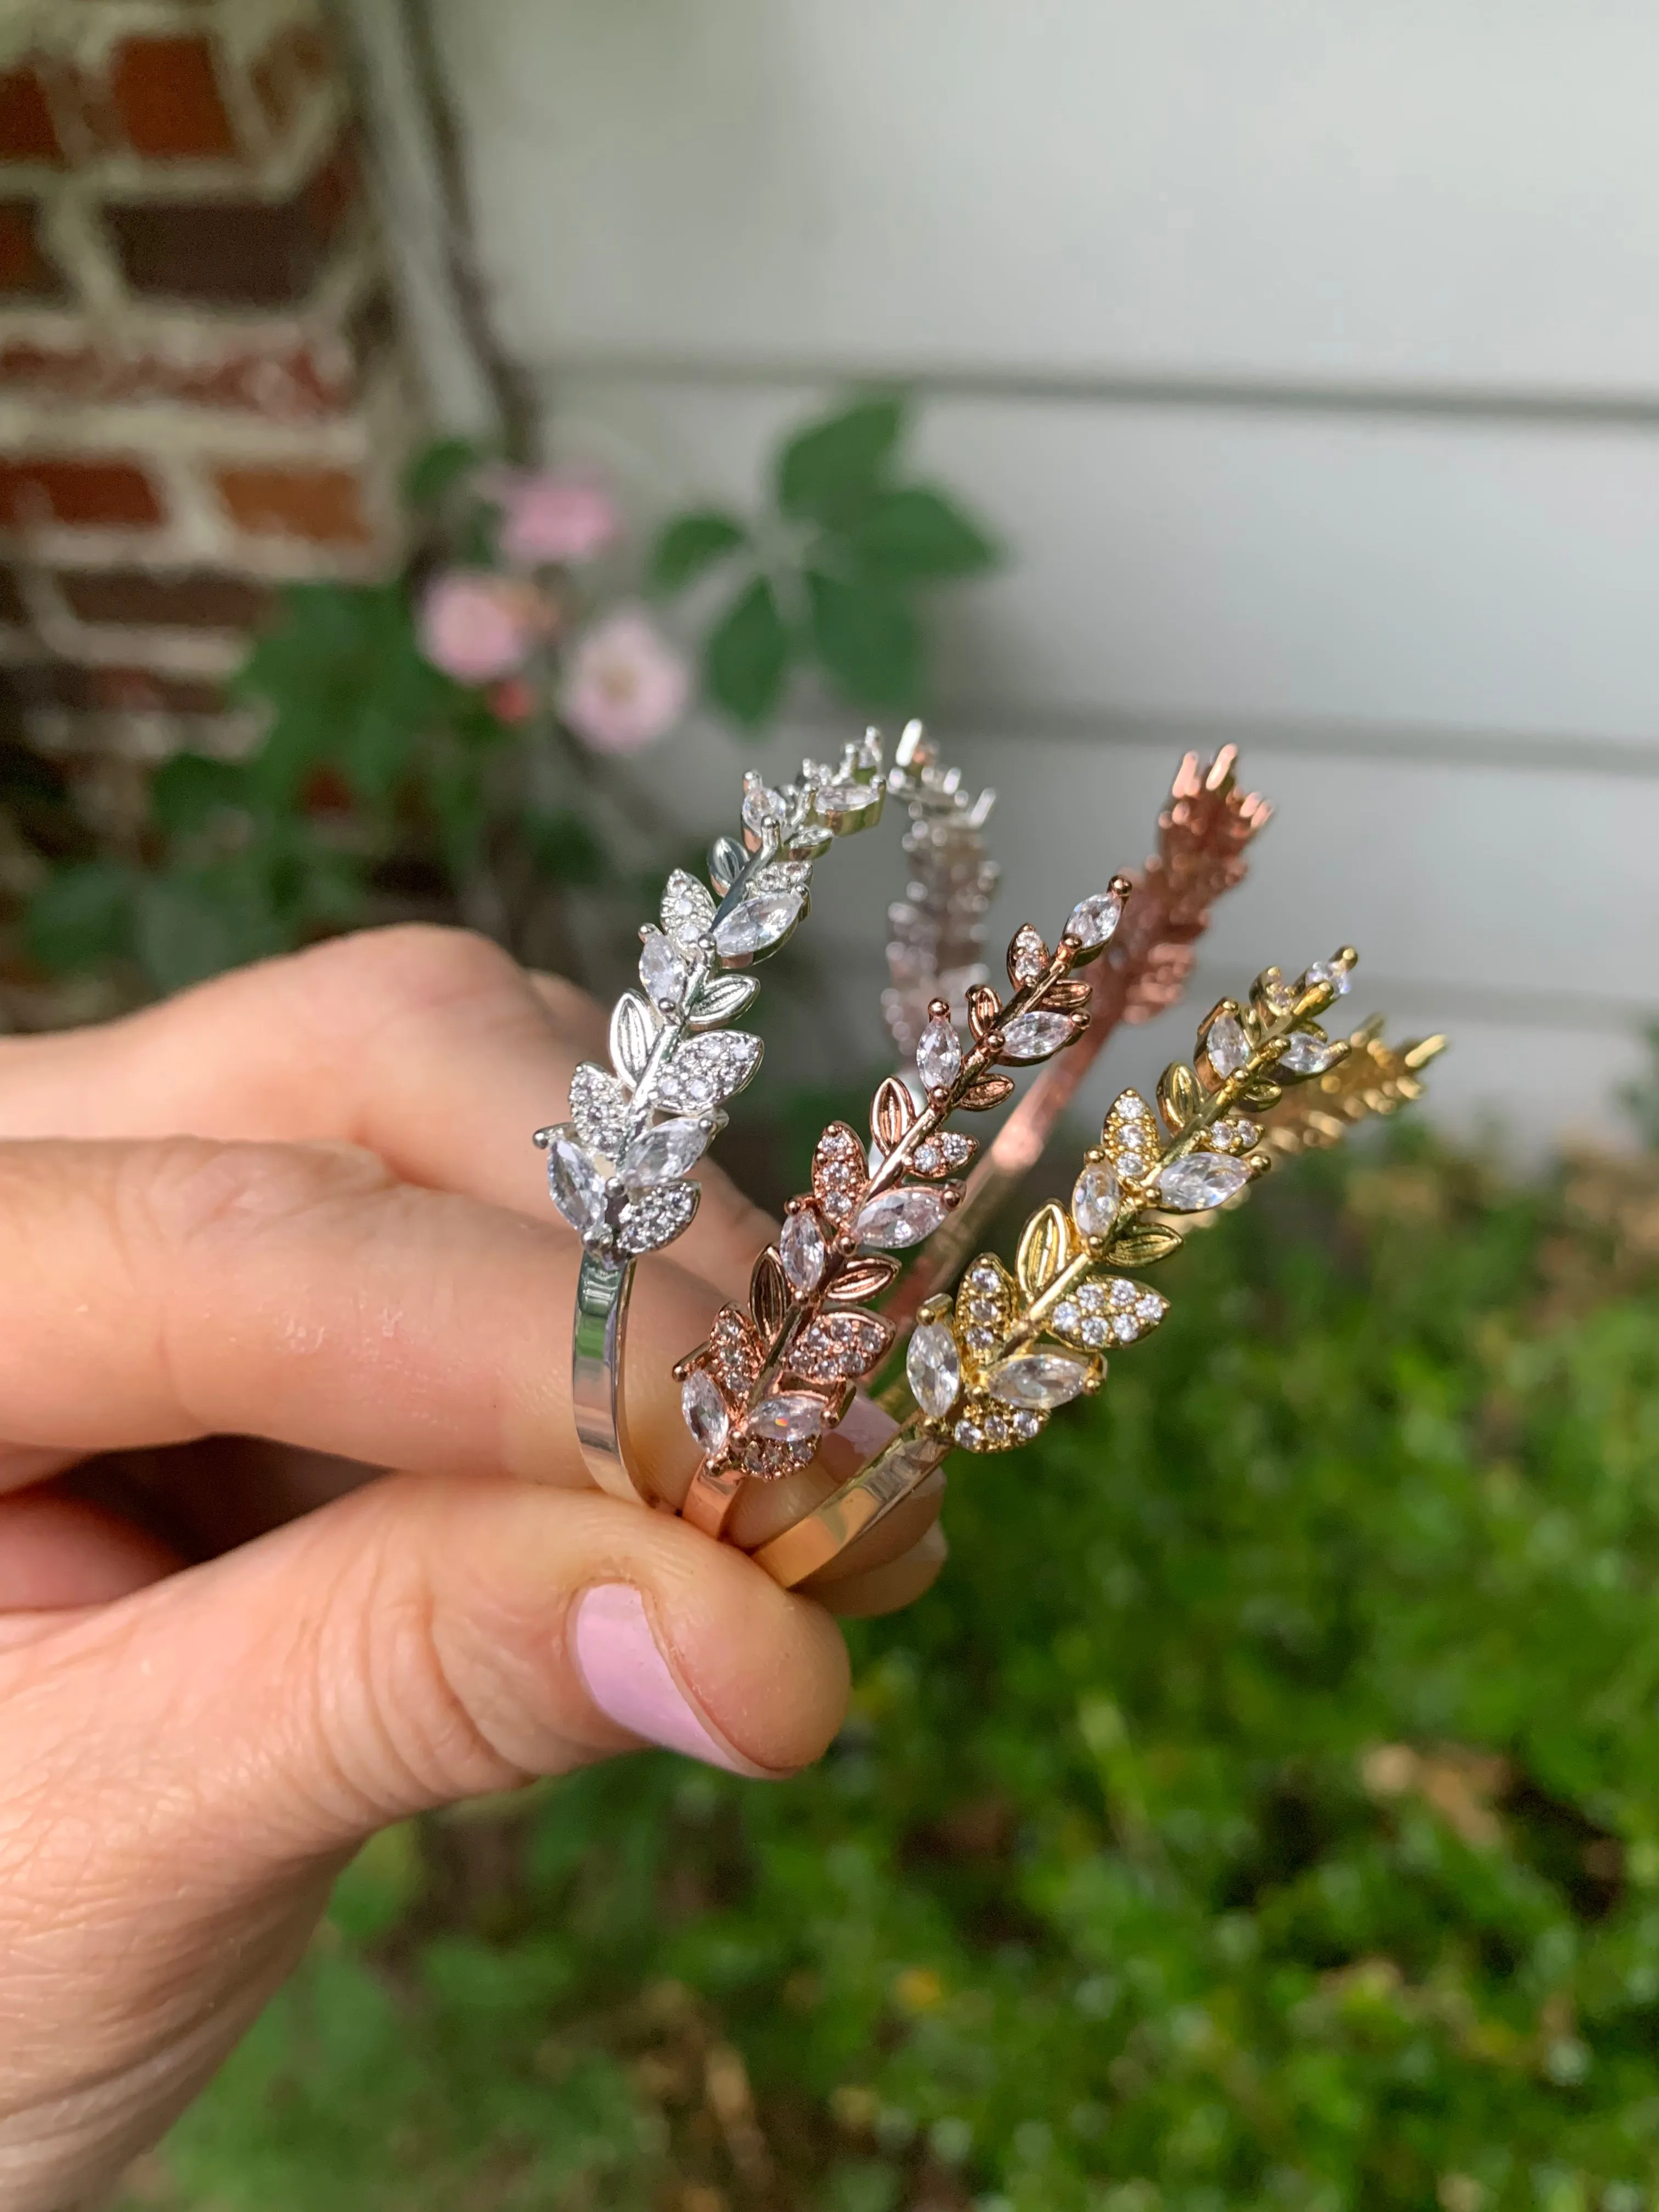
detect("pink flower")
[495,470,620,568]
[560,606,690,754]
[417,570,554,684]
[488,675,536,725]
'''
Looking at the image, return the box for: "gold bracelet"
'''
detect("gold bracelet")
[752,955,1448,1588]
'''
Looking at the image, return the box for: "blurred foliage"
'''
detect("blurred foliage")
[650,394,996,730]
[121,1130,1659,2211]
[4,397,993,1006]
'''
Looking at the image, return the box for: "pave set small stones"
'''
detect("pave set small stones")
[1007,925,1049,988]
[911,1131,977,1177]
[811,1125,866,1222]
[1053,1278,1168,1350]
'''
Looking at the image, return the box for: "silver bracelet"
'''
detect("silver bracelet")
[539,731,888,1503]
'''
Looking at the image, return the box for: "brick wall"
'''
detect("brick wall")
[0,0,419,763]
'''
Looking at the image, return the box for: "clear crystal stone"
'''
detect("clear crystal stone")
[744,1392,827,1444]
[816,780,878,814]
[620,1118,708,1187]
[568,1063,630,1156]
[1157,1153,1251,1211]
[917,1015,963,1091]
[546,1131,610,1239]
[781,1209,827,1294]
[999,1009,1076,1062]
[988,1350,1093,1409]
[1205,1013,1251,1077]
[1262,977,1298,1015]
[954,1420,986,1451]
[1065,890,1124,947]
[741,781,789,836]
[713,892,804,959]
[1053,1300,1081,1335]
[681,1370,729,1455]
[1013,1409,1041,1440]
[661,868,716,948]
[1072,1161,1121,1240]
[618,1181,699,1255]
[639,928,689,1010]
[855,1186,951,1249]
[1008,925,1049,986]
[1305,958,1352,998]
[1280,1031,1341,1076]
[907,1321,963,1419]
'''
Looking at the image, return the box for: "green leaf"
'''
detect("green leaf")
[805,568,922,709]
[403,436,484,513]
[775,396,906,526]
[24,860,136,973]
[843,484,998,579]
[649,510,749,594]
[704,574,792,729]
[149,752,248,837]
[133,865,283,994]
[524,809,606,886]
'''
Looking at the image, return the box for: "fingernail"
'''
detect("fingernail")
[571,1583,775,1777]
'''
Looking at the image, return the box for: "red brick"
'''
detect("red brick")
[7,662,227,719]
[213,462,369,544]
[0,459,162,530]
[58,568,272,629]
[104,133,359,306]
[109,35,235,161]
[0,66,64,166]
[0,200,66,298]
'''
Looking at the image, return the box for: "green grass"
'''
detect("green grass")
[127,1137,1659,2212]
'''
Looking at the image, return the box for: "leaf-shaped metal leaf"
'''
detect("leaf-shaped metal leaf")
[1158,1061,1203,1135]
[825,1254,901,1303]
[957,1070,1016,1111]
[789,1308,894,1384]
[1017,1201,1077,1302]
[610,992,657,1086]
[954,1252,1018,1361]
[656,1031,763,1111]
[1103,1223,1184,1268]
[1043,979,1093,1013]
[967,984,1001,1041]
[617,1180,699,1256]
[811,1122,868,1222]
[1239,1077,1284,1113]
[1101,1088,1161,1177]
[687,971,759,1029]
[871,1075,918,1152]
[661,868,717,948]
[707,833,747,894]
[749,1246,789,1347]
[569,1062,630,1155]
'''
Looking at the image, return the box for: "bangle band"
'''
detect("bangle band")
[542,732,889,1504]
[753,955,1447,1588]
[676,878,1130,1536]
[882,744,1270,1340]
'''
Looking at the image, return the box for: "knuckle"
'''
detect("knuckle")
[126,1136,392,1256]
[307,923,524,1027]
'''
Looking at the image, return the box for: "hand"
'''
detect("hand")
[0,927,944,2210]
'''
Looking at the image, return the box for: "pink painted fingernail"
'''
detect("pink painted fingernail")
[571,1583,773,1776]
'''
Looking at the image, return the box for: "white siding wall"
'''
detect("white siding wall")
[420,0,1659,1149]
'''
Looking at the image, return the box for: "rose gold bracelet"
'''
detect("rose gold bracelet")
[752,959,1448,1589]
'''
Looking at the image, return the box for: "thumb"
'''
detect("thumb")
[0,1477,847,2206]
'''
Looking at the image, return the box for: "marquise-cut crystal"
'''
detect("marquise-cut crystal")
[816,780,878,815]
[741,781,789,836]
[547,1130,610,1239]
[998,1009,1076,1062]
[917,1014,963,1091]
[1280,1031,1340,1076]
[781,1208,827,1294]
[713,892,803,959]
[1065,889,1124,947]
[987,1350,1093,1410]
[621,1118,708,1187]
[681,1369,729,1455]
[855,1185,951,1249]
[1157,1153,1251,1211]
[907,1321,963,1419]
[639,928,689,1009]
[1071,1161,1121,1239]
[1205,1013,1251,1077]
[657,1031,763,1111]
[744,1392,828,1444]
[1304,958,1352,998]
